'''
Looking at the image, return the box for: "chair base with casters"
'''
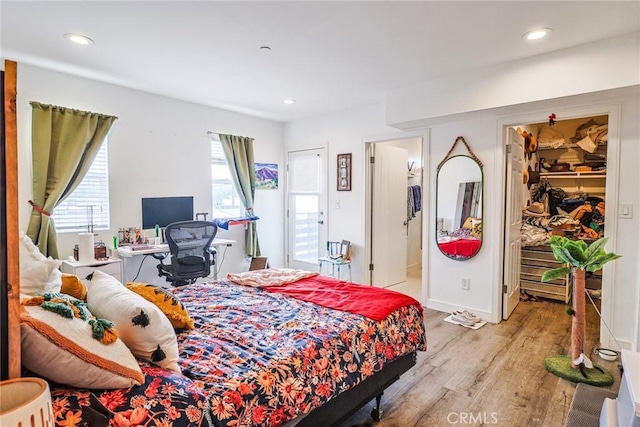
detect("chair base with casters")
[318,240,352,282]
[154,221,218,287]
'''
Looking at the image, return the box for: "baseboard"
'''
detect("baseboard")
[406,263,421,273]
[425,298,492,323]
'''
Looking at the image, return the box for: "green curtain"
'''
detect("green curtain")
[26,102,117,258]
[219,134,261,257]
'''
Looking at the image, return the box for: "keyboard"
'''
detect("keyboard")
[129,244,154,251]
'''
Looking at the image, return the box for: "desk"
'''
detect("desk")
[117,238,234,282]
[61,258,123,282]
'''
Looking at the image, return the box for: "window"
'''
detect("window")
[52,141,110,232]
[211,139,241,218]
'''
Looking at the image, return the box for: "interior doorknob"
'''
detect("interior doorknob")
[318,220,324,224]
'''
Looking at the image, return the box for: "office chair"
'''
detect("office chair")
[154,220,218,286]
[318,240,352,281]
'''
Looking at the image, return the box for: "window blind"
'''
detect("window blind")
[52,141,110,232]
[211,139,241,217]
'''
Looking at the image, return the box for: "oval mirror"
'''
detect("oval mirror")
[436,155,483,260]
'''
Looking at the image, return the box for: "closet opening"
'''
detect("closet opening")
[502,112,615,348]
[364,137,424,303]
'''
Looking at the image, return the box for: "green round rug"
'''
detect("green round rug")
[544,355,614,386]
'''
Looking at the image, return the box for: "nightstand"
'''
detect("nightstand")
[60,258,123,283]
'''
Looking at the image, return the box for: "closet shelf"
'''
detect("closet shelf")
[538,142,607,151]
[540,170,606,179]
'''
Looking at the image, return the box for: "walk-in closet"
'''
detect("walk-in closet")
[517,115,608,303]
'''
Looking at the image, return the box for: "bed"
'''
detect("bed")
[43,273,427,427]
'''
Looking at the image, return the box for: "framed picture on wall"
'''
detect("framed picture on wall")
[337,153,352,191]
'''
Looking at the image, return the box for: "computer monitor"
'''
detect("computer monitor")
[141,196,194,229]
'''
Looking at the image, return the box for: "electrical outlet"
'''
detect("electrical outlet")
[461,277,470,290]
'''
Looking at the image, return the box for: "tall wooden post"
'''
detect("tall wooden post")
[3,59,20,379]
[571,267,586,369]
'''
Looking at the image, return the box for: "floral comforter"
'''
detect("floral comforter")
[48,279,426,427]
[175,280,426,426]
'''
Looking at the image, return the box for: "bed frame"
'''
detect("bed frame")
[295,352,417,426]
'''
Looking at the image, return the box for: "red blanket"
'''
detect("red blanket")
[265,275,422,321]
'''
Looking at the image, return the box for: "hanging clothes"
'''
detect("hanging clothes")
[412,185,422,212]
[407,185,422,223]
[407,187,416,221]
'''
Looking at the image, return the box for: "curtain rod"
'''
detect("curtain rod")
[207,131,254,140]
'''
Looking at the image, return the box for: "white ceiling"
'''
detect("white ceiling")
[2,1,639,122]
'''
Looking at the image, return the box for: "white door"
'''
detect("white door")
[371,144,408,287]
[287,149,327,271]
[503,128,525,319]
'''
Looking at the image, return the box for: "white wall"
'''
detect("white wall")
[428,119,498,316]
[15,64,285,284]
[284,103,400,283]
[387,32,640,128]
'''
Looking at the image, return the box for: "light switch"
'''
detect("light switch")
[335,200,340,210]
[620,204,633,218]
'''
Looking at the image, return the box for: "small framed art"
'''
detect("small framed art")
[337,153,352,191]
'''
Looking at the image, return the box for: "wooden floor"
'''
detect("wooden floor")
[338,298,621,427]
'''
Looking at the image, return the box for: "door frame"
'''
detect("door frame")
[362,130,430,302]
[284,146,328,270]
[494,103,620,349]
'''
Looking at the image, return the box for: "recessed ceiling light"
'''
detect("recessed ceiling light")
[283,99,296,105]
[64,33,94,45]
[522,28,552,41]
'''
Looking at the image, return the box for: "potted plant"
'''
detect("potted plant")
[541,236,621,385]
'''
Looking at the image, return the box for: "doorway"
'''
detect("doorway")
[365,137,424,302]
[499,106,620,349]
[286,148,327,271]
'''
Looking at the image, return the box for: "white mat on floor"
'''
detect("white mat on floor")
[444,314,487,330]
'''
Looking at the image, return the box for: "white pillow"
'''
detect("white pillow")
[21,304,144,389]
[86,270,181,373]
[19,231,62,296]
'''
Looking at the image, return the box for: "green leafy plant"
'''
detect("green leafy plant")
[541,236,620,282]
[542,235,621,381]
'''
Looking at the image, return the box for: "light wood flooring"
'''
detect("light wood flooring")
[338,298,621,427]
[385,269,422,302]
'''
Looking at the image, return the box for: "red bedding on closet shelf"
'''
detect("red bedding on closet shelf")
[265,275,422,321]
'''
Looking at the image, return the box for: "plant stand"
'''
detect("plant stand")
[540,236,620,386]
[544,355,614,386]
[544,268,613,385]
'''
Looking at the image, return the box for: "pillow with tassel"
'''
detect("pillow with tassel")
[20,293,144,389]
[87,271,181,373]
[125,282,194,330]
